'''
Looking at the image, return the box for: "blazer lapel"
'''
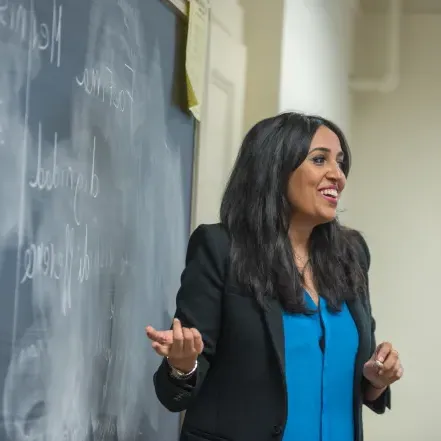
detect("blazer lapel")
[347,295,371,368]
[262,297,285,374]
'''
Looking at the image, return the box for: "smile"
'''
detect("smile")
[319,189,339,205]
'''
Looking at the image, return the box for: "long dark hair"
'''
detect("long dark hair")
[220,112,367,313]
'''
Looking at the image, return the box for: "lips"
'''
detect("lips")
[319,188,338,198]
[319,187,339,205]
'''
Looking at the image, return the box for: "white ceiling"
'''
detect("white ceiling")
[361,0,441,14]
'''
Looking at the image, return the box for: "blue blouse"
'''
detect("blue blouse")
[282,292,358,441]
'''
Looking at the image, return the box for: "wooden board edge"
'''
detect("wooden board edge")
[163,0,188,17]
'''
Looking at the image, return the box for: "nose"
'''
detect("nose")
[326,160,344,182]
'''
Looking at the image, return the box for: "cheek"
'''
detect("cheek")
[339,175,347,192]
[287,175,316,209]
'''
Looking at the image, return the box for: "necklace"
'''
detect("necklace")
[294,254,308,263]
[294,254,310,279]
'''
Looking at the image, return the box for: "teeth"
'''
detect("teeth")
[320,189,338,198]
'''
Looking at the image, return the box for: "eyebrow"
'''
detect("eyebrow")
[310,147,344,158]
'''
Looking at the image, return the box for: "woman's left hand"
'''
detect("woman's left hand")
[363,342,403,389]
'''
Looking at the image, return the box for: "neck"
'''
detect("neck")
[288,217,314,257]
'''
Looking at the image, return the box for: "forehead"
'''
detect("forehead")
[310,126,342,153]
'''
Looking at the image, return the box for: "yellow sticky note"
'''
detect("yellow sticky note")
[185,0,209,121]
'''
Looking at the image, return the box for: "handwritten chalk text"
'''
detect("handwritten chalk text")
[28,122,100,226]
[0,0,63,67]
[76,64,134,113]
[20,223,118,314]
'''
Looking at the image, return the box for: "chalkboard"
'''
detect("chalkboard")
[0,0,195,440]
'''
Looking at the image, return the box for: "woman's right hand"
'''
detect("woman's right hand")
[145,318,204,373]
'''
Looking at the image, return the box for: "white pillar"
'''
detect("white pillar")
[278,0,354,134]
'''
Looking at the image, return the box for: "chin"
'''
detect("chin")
[316,209,337,224]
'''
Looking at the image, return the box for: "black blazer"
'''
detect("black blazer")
[153,223,391,441]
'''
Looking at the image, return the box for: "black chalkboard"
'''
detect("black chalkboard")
[0,0,195,440]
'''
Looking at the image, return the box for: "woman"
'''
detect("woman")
[146,112,403,441]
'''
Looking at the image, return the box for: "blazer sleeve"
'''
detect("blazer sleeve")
[153,224,228,412]
[356,232,392,414]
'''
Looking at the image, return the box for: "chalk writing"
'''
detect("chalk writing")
[21,223,73,313]
[76,63,134,112]
[1,2,189,441]
[21,224,116,284]
[20,223,117,314]
[0,0,63,67]
[28,122,100,225]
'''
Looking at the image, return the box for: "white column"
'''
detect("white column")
[278,0,353,134]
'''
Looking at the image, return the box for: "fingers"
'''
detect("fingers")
[192,328,204,354]
[172,318,185,353]
[375,341,392,364]
[382,351,402,380]
[151,342,169,357]
[183,327,195,354]
[364,342,403,388]
[146,319,204,360]
[381,348,399,372]
[145,326,173,345]
[374,342,403,383]
[182,328,204,355]
[172,320,201,357]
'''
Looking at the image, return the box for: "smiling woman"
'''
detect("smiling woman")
[146,112,403,441]
[286,125,347,241]
[221,113,355,314]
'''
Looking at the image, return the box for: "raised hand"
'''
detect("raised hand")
[146,318,204,373]
[363,341,403,389]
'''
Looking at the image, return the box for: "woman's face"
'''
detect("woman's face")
[287,125,346,225]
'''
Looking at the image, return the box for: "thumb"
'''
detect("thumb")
[364,358,375,368]
[364,358,378,372]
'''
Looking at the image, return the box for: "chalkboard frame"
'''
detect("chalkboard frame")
[163,0,188,16]
[158,8,200,434]
[162,0,200,431]
[162,0,208,235]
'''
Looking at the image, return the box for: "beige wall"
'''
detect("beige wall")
[240,0,284,134]
[347,13,441,440]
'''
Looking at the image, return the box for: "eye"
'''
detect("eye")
[337,160,345,169]
[311,155,325,165]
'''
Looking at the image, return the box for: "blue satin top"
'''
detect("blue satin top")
[282,292,359,441]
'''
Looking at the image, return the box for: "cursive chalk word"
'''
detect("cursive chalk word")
[21,223,116,314]
[28,122,100,226]
[76,63,134,113]
[0,0,63,67]
[21,223,74,314]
